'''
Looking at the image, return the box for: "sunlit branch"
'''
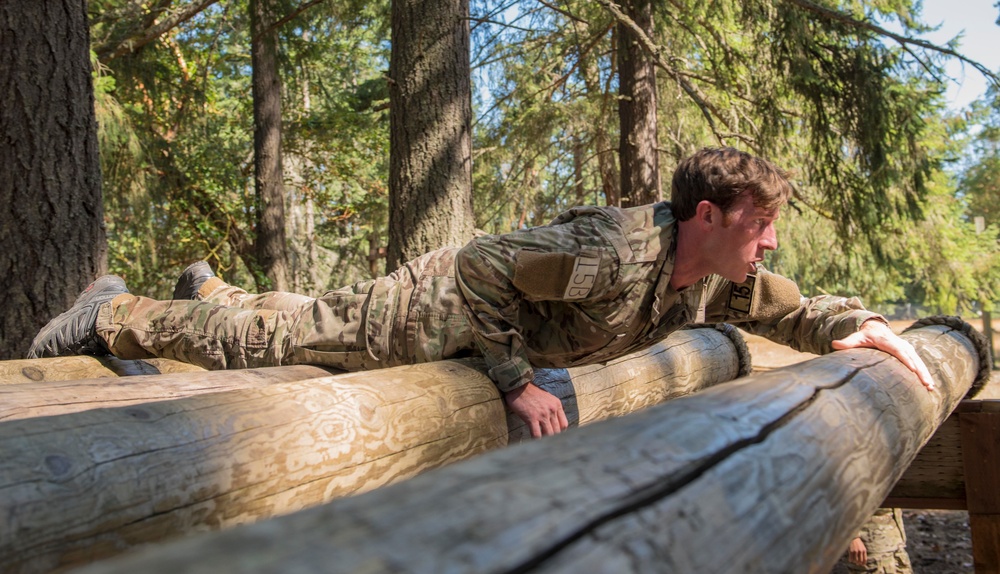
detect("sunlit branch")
[782,0,1000,90]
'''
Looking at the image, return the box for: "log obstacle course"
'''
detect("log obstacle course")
[60,317,990,574]
[0,326,748,573]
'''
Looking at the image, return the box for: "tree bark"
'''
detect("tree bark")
[579,35,621,207]
[251,0,289,291]
[0,1,107,360]
[387,0,475,271]
[617,0,661,207]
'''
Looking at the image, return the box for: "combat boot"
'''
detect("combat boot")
[27,275,129,358]
[173,261,216,300]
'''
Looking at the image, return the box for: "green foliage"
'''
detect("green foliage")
[90,0,995,315]
[470,0,618,231]
[91,0,390,296]
[772,105,999,315]
[960,92,1000,233]
[468,0,994,314]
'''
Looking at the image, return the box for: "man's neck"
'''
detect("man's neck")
[669,222,710,290]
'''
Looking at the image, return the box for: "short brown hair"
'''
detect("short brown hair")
[670,147,793,221]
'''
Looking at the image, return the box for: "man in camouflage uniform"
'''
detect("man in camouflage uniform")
[29,147,934,437]
[832,508,912,574]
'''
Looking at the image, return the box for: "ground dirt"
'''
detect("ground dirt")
[742,317,998,574]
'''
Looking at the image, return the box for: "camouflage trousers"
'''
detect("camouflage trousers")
[831,509,912,574]
[830,548,912,574]
[95,248,477,372]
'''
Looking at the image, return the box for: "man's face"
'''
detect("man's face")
[712,193,780,283]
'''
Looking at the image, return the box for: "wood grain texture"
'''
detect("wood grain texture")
[0,365,336,421]
[0,327,741,573]
[1,362,505,574]
[101,358,207,377]
[0,356,119,384]
[515,327,741,441]
[0,357,206,385]
[69,323,981,574]
[969,515,1000,574]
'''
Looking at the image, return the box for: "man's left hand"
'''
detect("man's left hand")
[832,319,935,391]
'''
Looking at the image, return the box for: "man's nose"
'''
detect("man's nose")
[760,223,778,250]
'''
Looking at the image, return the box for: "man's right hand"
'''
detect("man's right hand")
[847,537,867,566]
[504,382,569,438]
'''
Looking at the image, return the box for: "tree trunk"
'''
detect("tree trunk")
[0,1,107,360]
[580,27,621,207]
[387,0,475,271]
[572,133,587,205]
[251,0,289,291]
[617,0,661,208]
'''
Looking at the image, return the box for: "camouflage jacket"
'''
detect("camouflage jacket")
[454,202,880,392]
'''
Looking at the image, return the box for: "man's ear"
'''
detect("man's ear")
[693,200,717,229]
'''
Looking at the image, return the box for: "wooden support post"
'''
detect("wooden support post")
[984,309,996,370]
[0,327,745,573]
[70,319,987,574]
[961,403,1000,573]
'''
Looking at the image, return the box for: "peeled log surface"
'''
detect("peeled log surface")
[0,327,740,426]
[0,327,745,574]
[0,365,337,422]
[513,325,748,441]
[0,357,119,384]
[72,320,988,574]
[0,357,205,385]
[101,357,207,377]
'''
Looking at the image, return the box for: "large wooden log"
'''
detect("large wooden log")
[71,318,989,574]
[0,326,746,573]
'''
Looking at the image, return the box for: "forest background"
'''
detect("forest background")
[1,0,999,359]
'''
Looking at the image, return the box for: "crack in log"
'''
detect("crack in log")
[503,365,868,573]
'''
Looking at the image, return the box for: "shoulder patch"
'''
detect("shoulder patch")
[752,271,802,322]
[727,274,755,315]
[513,249,601,301]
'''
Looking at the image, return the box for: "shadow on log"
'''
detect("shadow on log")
[0,326,747,573]
[68,318,989,574]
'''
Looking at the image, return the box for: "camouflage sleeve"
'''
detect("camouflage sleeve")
[455,217,622,393]
[703,266,883,355]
